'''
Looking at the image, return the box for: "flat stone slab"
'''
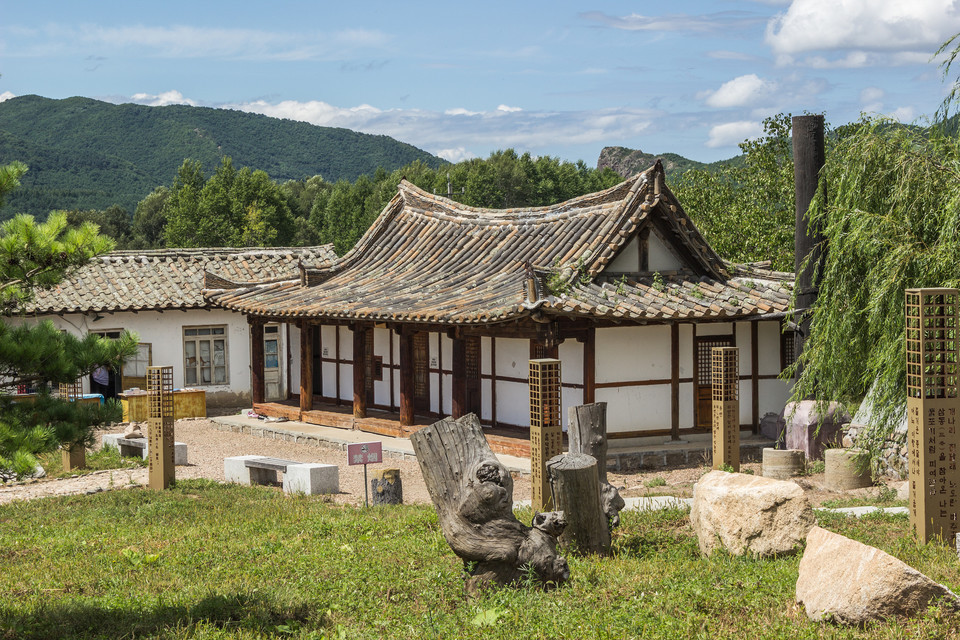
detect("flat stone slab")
[224,455,339,495]
[816,506,909,518]
[514,495,691,512]
[101,434,188,465]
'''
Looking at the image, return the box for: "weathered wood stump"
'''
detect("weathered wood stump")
[568,403,625,527]
[547,452,611,555]
[61,444,86,472]
[371,468,403,505]
[410,413,569,591]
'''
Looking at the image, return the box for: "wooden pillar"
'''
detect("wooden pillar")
[490,337,498,428]
[250,318,265,405]
[335,325,341,406]
[530,358,562,512]
[452,336,466,419]
[751,321,759,434]
[711,347,740,472]
[399,329,414,426]
[670,323,680,440]
[583,327,596,405]
[147,365,175,490]
[906,288,960,544]
[353,325,367,419]
[299,320,313,413]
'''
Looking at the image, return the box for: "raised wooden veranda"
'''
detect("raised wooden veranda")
[252,397,532,458]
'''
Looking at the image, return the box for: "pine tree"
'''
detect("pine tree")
[0,163,138,478]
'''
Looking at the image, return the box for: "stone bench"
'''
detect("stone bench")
[223,455,339,495]
[101,434,188,466]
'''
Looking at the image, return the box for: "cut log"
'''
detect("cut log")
[410,413,569,591]
[547,452,611,555]
[567,403,625,527]
[371,468,403,505]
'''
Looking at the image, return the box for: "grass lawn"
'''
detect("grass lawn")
[1,480,958,639]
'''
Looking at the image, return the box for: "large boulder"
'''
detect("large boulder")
[797,526,960,623]
[690,470,815,557]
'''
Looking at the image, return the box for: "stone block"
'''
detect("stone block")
[824,448,872,491]
[101,434,188,465]
[224,455,266,485]
[781,400,849,460]
[798,526,960,623]
[283,463,339,495]
[690,470,815,557]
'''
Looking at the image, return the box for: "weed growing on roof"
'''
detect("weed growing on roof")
[652,271,664,292]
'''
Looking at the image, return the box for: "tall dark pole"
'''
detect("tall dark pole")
[792,114,826,382]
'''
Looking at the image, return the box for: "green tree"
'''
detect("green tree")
[672,114,796,271]
[163,159,206,247]
[62,205,133,248]
[130,186,170,249]
[0,164,138,477]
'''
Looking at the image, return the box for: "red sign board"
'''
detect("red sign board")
[347,441,382,466]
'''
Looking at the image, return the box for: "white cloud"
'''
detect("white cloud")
[0,91,15,103]
[130,90,196,107]
[6,23,390,61]
[706,121,764,148]
[767,0,960,64]
[436,147,476,163]
[892,106,918,121]
[210,96,654,159]
[581,11,766,33]
[703,74,776,108]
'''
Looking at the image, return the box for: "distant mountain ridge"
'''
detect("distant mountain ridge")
[0,95,442,218]
[597,145,739,178]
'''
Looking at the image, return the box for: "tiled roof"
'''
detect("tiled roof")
[205,163,793,324]
[24,246,336,314]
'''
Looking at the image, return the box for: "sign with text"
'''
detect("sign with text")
[348,441,382,466]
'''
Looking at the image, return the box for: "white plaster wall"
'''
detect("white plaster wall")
[679,324,693,379]
[27,309,253,405]
[598,383,672,433]
[607,236,639,273]
[735,323,752,375]
[495,338,529,379]
[481,379,492,421]
[441,373,452,416]
[496,380,529,426]
[679,381,694,427]
[696,322,735,337]
[339,327,353,402]
[757,321,783,375]
[648,229,683,272]
[596,325,670,384]
[428,332,440,414]
[558,340,583,385]
[374,327,391,407]
[481,337,492,376]
[288,323,301,394]
[319,325,338,399]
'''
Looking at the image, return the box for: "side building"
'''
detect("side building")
[205,162,795,446]
[19,245,335,410]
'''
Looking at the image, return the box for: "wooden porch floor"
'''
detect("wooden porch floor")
[252,397,531,458]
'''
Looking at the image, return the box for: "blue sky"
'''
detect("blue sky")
[2,1,960,164]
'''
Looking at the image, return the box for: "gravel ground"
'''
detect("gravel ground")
[0,418,902,507]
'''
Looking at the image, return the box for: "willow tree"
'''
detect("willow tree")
[788,118,960,450]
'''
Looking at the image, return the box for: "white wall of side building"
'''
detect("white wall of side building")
[22,309,264,408]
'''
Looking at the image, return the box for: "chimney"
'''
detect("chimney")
[792,114,826,375]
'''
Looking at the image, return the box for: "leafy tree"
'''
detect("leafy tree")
[671,114,796,271]
[62,205,133,249]
[130,186,169,249]
[787,117,960,453]
[0,163,138,476]
[163,159,206,247]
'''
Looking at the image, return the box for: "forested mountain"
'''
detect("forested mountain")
[0,95,441,218]
[597,145,740,178]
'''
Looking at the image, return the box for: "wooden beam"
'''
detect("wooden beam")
[335,325,341,406]
[491,337,497,428]
[671,322,680,441]
[299,320,313,413]
[583,327,596,404]
[353,325,367,418]
[452,336,466,419]
[399,330,414,426]
[250,318,265,405]
[751,321,759,435]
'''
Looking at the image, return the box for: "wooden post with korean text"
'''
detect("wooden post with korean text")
[530,358,562,512]
[711,347,740,472]
[906,289,960,544]
[147,366,175,490]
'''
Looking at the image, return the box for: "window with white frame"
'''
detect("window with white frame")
[183,326,228,386]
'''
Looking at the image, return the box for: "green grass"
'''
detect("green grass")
[37,446,146,479]
[1,481,958,639]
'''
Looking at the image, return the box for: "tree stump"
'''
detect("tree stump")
[410,413,569,591]
[547,453,611,555]
[371,468,403,505]
[568,403,625,527]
